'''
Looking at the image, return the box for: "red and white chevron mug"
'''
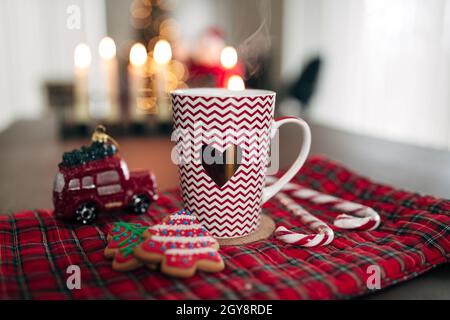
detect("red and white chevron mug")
[171,88,311,238]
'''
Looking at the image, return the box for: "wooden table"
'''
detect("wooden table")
[0,115,449,299]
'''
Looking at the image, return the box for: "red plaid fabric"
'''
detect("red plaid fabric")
[0,156,449,299]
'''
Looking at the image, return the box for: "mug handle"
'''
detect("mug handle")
[262,117,312,204]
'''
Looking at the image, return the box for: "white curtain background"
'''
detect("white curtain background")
[282,0,450,150]
[0,0,107,131]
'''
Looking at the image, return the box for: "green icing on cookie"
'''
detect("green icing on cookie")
[109,222,148,258]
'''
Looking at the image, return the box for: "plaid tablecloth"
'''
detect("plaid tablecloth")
[0,156,449,299]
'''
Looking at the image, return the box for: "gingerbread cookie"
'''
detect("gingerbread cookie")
[104,222,148,271]
[134,209,225,278]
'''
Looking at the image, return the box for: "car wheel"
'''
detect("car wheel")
[130,194,150,214]
[75,202,98,224]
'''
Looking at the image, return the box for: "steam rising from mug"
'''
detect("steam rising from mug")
[237,0,272,79]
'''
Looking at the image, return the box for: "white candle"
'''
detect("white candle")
[98,37,120,123]
[153,39,172,123]
[128,43,148,123]
[227,75,245,91]
[73,43,92,124]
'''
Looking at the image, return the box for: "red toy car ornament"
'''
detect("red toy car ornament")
[53,125,158,224]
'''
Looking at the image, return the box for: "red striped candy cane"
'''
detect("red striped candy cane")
[291,187,381,231]
[274,192,334,247]
[267,177,381,247]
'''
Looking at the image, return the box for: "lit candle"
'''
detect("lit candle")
[128,43,148,123]
[220,46,245,88]
[73,43,92,124]
[227,75,245,91]
[153,39,172,124]
[220,46,238,69]
[98,37,120,123]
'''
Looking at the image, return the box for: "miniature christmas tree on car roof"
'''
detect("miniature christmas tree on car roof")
[59,125,119,168]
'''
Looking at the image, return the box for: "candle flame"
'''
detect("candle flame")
[99,37,116,60]
[220,46,238,69]
[154,40,172,65]
[227,75,245,91]
[130,43,148,67]
[74,43,92,69]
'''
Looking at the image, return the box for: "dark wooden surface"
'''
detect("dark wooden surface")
[0,115,449,299]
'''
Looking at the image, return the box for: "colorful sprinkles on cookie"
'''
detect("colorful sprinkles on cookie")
[134,209,225,277]
[104,222,148,271]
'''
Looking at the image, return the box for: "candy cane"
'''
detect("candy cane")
[267,177,381,247]
[291,187,381,231]
[274,192,334,247]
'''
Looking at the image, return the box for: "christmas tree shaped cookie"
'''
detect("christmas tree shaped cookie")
[104,222,148,271]
[134,209,225,278]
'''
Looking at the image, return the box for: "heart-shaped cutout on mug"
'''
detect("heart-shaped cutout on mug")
[201,144,243,188]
